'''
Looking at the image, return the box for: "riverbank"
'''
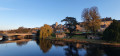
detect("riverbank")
[46,37,120,47]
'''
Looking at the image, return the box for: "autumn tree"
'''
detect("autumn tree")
[81,6,101,33]
[61,17,78,37]
[39,24,53,38]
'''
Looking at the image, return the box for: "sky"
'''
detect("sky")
[0,0,120,30]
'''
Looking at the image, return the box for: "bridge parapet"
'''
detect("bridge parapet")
[0,33,34,37]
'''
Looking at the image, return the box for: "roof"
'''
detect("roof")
[101,17,112,21]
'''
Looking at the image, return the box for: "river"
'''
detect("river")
[0,38,119,56]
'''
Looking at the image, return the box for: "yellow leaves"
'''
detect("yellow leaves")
[39,24,53,38]
[82,6,101,32]
[83,18,101,32]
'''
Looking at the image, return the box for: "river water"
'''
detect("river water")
[0,38,120,56]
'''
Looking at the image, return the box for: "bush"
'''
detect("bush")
[103,20,120,42]
[51,33,56,37]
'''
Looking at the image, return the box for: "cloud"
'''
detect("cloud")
[0,7,15,10]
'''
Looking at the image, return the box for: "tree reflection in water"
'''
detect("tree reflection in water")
[104,46,120,56]
[86,44,107,56]
[35,39,119,56]
[64,43,87,56]
[64,43,79,56]
[36,39,52,53]
[64,43,108,56]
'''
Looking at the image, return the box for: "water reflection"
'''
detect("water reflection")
[64,43,107,56]
[0,36,32,46]
[36,39,120,56]
[0,38,120,56]
[36,39,52,53]
[16,41,28,46]
[104,47,120,56]
[86,44,107,56]
[64,43,79,56]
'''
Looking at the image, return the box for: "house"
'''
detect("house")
[56,33,66,38]
[51,22,66,38]
[76,22,86,32]
[76,17,114,32]
[99,17,113,31]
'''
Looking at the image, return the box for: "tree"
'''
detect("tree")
[39,24,53,38]
[81,6,101,33]
[8,27,31,33]
[103,20,120,42]
[17,27,31,33]
[61,17,78,37]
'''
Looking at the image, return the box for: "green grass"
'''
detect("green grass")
[46,34,120,45]
[48,35,105,44]
[48,36,56,39]
[75,32,83,34]
[71,35,86,39]
[70,35,104,43]
[75,31,92,34]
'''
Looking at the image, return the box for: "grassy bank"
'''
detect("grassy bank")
[46,35,120,46]
[47,35,105,43]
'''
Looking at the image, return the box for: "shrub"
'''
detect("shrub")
[103,20,120,42]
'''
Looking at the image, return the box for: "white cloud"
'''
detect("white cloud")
[0,7,15,10]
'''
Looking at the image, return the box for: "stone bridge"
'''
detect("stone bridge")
[0,33,35,40]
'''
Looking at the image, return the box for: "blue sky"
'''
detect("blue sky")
[0,0,120,30]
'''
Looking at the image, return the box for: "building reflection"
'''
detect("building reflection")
[16,41,28,46]
[52,41,65,46]
[36,39,52,53]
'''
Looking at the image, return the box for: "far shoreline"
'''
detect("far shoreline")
[45,38,120,47]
